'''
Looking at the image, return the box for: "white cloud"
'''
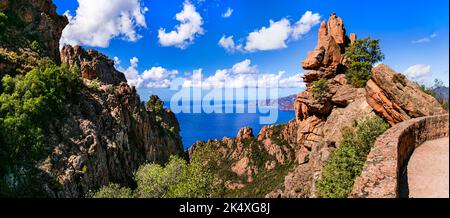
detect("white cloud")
[231,59,258,74]
[113,56,121,65]
[404,64,432,79]
[116,57,179,88]
[116,58,303,89]
[142,66,179,81]
[121,57,144,88]
[219,11,321,53]
[60,0,148,48]
[412,33,438,44]
[245,19,292,52]
[279,73,305,87]
[222,7,233,18]
[158,1,204,49]
[182,59,304,88]
[291,11,321,40]
[218,35,243,53]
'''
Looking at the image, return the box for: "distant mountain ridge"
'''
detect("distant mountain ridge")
[258,94,297,111]
[435,86,449,100]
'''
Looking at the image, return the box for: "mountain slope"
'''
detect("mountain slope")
[0,0,183,197]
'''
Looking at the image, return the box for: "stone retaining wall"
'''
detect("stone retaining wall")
[350,114,449,198]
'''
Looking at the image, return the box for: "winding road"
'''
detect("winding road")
[406,137,449,198]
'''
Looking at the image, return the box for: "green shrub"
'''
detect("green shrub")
[392,73,407,86]
[0,12,7,40]
[146,95,164,113]
[316,116,389,198]
[90,78,101,90]
[93,155,224,198]
[441,101,449,112]
[420,84,436,97]
[0,12,6,30]
[93,183,133,198]
[311,79,329,100]
[0,65,82,196]
[344,37,385,88]
[31,40,41,53]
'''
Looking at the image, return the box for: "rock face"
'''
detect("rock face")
[42,81,184,197]
[365,64,447,125]
[0,0,67,62]
[61,45,127,85]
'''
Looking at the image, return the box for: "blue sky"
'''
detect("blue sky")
[53,0,449,101]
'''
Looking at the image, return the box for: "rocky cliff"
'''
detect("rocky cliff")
[60,45,127,85]
[189,13,446,198]
[1,0,183,197]
[0,0,67,75]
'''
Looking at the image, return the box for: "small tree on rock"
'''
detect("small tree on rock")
[344,37,385,88]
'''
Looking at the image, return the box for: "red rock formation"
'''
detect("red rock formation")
[61,45,127,85]
[327,13,346,46]
[365,64,446,125]
[301,14,346,73]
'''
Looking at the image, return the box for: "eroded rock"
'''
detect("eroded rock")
[365,64,446,125]
[61,45,127,85]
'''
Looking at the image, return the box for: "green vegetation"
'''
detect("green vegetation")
[0,65,82,196]
[0,12,6,33]
[93,155,224,198]
[31,40,41,53]
[417,79,449,112]
[146,95,164,113]
[344,37,385,88]
[90,78,101,90]
[0,10,26,46]
[92,183,133,198]
[316,116,389,198]
[145,95,180,136]
[311,79,330,100]
[392,73,407,86]
[419,83,436,97]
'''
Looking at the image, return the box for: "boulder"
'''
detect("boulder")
[332,85,364,106]
[365,64,446,125]
[323,96,376,145]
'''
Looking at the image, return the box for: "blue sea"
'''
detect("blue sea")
[165,102,295,149]
[139,88,301,149]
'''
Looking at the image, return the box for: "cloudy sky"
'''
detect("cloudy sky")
[54,0,449,100]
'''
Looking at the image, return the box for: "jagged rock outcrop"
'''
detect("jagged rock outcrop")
[60,45,127,85]
[365,64,446,125]
[42,80,184,197]
[189,124,296,197]
[301,13,351,74]
[0,0,67,62]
